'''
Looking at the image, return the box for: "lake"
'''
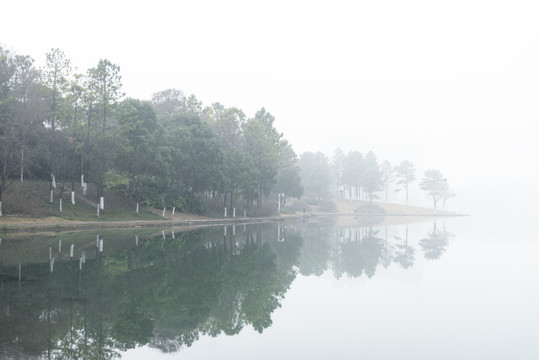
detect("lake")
[1,215,538,359]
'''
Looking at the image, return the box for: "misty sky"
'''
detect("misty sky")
[2,0,538,213]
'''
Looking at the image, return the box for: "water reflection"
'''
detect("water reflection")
[0,218,454,358]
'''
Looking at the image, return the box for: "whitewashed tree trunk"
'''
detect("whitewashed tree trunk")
[51,174,56,188]
[0,201,2,217]
[162,208,166,217]
[135,234,138,246]
[96,235,99,247]
[244,209,246,217]
[50,190,54,203]
[96,203,100,217]
[162,230,165,239]
[100,197,104,210]
[99,239,103,252]
[71,191,75,205]
[81,174,84,187]
[233,207,236,218]
[49,247,52,260]
[70,244,74,257]
[136,202,139,214]
[58,239,61,253]
[50,257,55,272]
[20,147,24,182]
[224,207,227,217]
[224,226,227,236]
[172,230,175,239]
[83,183,87,196]
[172,207,175,216]
[59,198,62,212]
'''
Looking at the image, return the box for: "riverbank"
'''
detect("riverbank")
[0,197,465,233]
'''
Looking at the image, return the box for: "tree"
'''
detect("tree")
[380,160,393,202]
[116,98,159,199]
[419,169,447,210]
[242,108,282,208]
[0,48,46,216]
[331,147,345,198]
[11,54,46,183]
[274,140,303,206]
[87,59,123,201]
[440,182,455,209]
[151,88,185,117]
[363,151,383,204]
[299,151,331,201]
[342,151,364,200]
[0,47,17,215]
[43,48,72,194]
[394,160,415,204]
[87,59,123,134]
[173,115,222,210]
[204,103,247,210]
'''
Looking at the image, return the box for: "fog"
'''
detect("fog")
[2,0,538,216]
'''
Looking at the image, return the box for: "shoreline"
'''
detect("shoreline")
[0,198,466,232]
[0,212,467,233]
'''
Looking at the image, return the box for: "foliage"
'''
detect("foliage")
[419,169,447,209]
[0,48,299,216]
[299,151,332,200]
[394,160,415,204]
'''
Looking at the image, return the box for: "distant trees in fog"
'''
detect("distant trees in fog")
[419,169,455,210]
[298,148,454,209]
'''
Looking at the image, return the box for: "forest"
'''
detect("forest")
[0,47,453,218]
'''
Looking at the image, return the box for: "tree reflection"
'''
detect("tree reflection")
[0,219,455,358]
[0,224,301,358]
[419,221,452,260]
[393,225,416,269]
[333,227,384,278]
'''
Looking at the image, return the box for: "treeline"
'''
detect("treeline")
[0,47,303,216]
[299,150,455,209]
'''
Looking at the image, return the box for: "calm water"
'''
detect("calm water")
[1,215,538,359]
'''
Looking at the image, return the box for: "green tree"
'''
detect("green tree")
[116,98,159,199]
[172,115,222,211]
[87,59,123,134]
[0,47,17,215]
[86,59,123,201]
[11,54,45,183]
[43,48,72,194]
[394,160,415,204]
[242,108,282,208]
[274,140,303,206]
[419,169,447,210]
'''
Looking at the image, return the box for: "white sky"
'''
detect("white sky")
[2,0,539,213]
